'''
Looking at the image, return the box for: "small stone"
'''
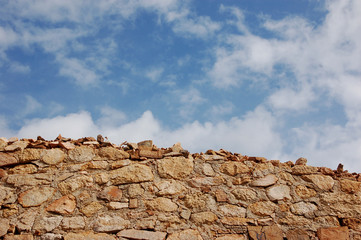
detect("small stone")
[18,149,42,162]
[232,188,258,201]
[145,197,178,212]
[5,140,28,151]
[98,146,129,160]
[18,186,55,207]
[248,201,277,216]
[64,231,116,240]
[128,184,145,197]
[191,211,218,224]
[215,189,228,202]
[263,225,283,240]
[9,164,37,174]
[167,229,203,240]
[0,137,8,150]
[59,141,75,150]
[286,229,310,240]
[61,216,86,230]
[33,215,63,232]
[129,199,138,209]
[154,179,185,196]
[40,233,63,240]
[216,235,246,240]
[157,156,194,179]
[302,175,334,191]
[110,159,131,169]
[292,165,318,175]
[267,184,291,201]
[219,204,246,217]
[0,168,7,178]
[139,149,163,159]
[295,157,307,165]
[41,149,65,165]
[180,209,191,219]
[250,174,278,187]
[93,212,130,232]
[98,186,122,201]
[0,219,10,237]
[340,179,361,193]
[68,146,95,162]
[201,154,225,161]
[15,209,37,231]
[111,164,154,184]
[8,137,18,142]
[171,142,183,152]
[138,140,153,150]
[58,175,93,195]
[46,195,77,215]
[188,176,225,187]
[221,217,255,226]
[117,229,167,240]
[290,202,317,216]
[220,162,250,176]
[317,226,349,240]
[295,185,317,199]
[202,163,215,176]
[81,202,104,217]
[108,202,128,209]
[4,234,34,240]
[0,152,18,167]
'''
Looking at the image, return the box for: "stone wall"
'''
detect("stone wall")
[1,136,361,240]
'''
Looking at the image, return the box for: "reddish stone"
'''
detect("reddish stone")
[263,225,283,240]
[46,195,76,215]
[286,229,310,240]
[317,227,349,240]
[98,186,122,201]
[0,168,8,178]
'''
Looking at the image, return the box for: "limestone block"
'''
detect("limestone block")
[188,176,225,187]
[46,195,77,215]
[14,209,37,231]
[219,204,246,217]
[108,202,128,209]
[64,231,116,240]
[41,149,65,165]
[58,175,93,194]
[93,213,130,232]
[128,184,145,197]
[202,163,215,176]
[33,215,63,232]
[267,184,291,201]
[302,175,334,191]
[167,229,203,240]
[157,156,194,179]
[191,211,218,224]
[295,185,317,199]
[6,173,52,187]
[317,226,349,240]
[5,140,28,152]
[97,146,129,160]
[216,235,246,240]
[4,234,34,240]
[0,219,10,237]
[18,186,55,207]
[98,186,122,201]
[248,201,278,216]
[154,179,185,196]
[250,174,278,187]
[110,164,154,184]
[0,152,18,167]
[9,164,37,174]
[220,162,250,176]
[18,149,42,162]
[145,197,178,212]
[117,229,167,240]
[290,202,317,216]
[232,188,258,202]
[39,233,63,240]
[340,179,361,193]
[292,165,318,175]
[286,229,310,240]
[221,217,255,226]
[80,202,104,217]
[0,186,16,205]
[61,216,86,230]
[68,146,95,162]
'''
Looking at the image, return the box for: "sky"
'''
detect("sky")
[1,0,361,172]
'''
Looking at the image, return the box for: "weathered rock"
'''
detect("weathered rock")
[0,186,16,205]
[188,176,224,187]
[0,219,10,237]
[290,202,317,216]
[286,229,310,240]
[302,175,334,191]
[184,193,209,210]
[0,152,18,167]
[220,162,250,176]
[59,141,75,150]
[250,174,278,187]
[128,184,145,197]
[117,229,167,240]
[341,218,361,231]
[154,179,185,195]
[110,159,131,169]
[5,141,28,152]
[202,163,215,176]
[295,157,307,166]
[248,201,278,216]
[80,201,104,217]
[232,188,258,201]
[4,234,34,240]
[64,231,116,240]
[0,137,8,150]
[191,211,218,224]
[108,202,128,209]
[61,216,86,230]
[295,185,317,199]
[215,189,228,202]
[200,154,225,161]
[145,197,178,212]
[139,149,163,159]
[138,140,153,150]
[267,184,291,201]
[68,146,95,162]
[216,235,246,240]
[157,157,193,179]
[340,179,361,193]
[252,162,275,177]
[33,215,63,232]
[46,195,77,215]
[98,146,129,160]
[221,217,255,225]
[98,186,122,201]
[93,212,130,232]
[18,186,55,207]
[263,225,284,240]
[9,164,37,174]
[292,165,318,175]
[6,173,52,186]
[167,229,203,240]
[15,209,37,231]
[58,175,93,194]
[111,164,154,184]
[41,149,65,165]
[39,233,63,240]
[219,204,247,217]
[317,226,349,240]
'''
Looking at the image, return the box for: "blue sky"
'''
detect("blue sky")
[1,0,361,172]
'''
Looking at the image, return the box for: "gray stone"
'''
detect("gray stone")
[33,216,63,232]
[267,184,291,201]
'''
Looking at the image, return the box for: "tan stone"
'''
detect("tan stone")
[68,146,95,162]
[128,184,145,197]
[33,215,63,232]
[220,162,250,176]
[93,172,110,184]
[93,212,130,232]
[263,225,283,240]
[138,140,153,150]
[319,192,361,218]
[302,175,334,191]
[279,172,295,183]
[111,164,153,184]
[286,229,310,240]
[216,235,246,240]
[290,202,317,216]
[201,154,225,161]
[267,184,291,201]
[232,188,258,201]
[139,149,163,159]
[83,160,108,169]
[0,152,18,167]
[252,162,275,177]
[58,175,93,194]
[157,156,194,179]
[250,174,278,187]
[59,141,75,150]
[219,204,246,217]
[0,219,10,237]
[0,137,8,151]
[108,202,128,209]
[117,229,167,240]
[167,229,203,240]
[129,198,138,208]
[5,141,28,151]
[188,176,225,187]
[4,234,34,240]
[292,165,318,175]
[215,189,228,202]
[221,217,255,225]
[0,186,16,205]
[41,149,65,165]
[317,226,349,240]
[98,186,122,201]
[18,186,55,207]
[202,163,215,176]
[98,146,129,160]
[248,201,277,216]
[80,202,104,217]
[6,173,52,186]
[46,195,77,215]
[340,179,361,193]
[295,157,307,165]
[295,185,317,199]
[154,179,185,195]
[342,218,361,231]
[0,168,7,178]
[61,216,86,230]
[15,209,37,231]
[39,233,63,240]
[110,159,131,169]
[64,231,116,240]
[191,211,218,224]
[9,164,37,174]
[184,193,208,210]
[145,197,178,212]
[18,148,42,162]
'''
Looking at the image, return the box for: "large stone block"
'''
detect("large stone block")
[317,226,349,240]
[0,152,18,167]
[220,162,250,176]
[110,164,153,184]
[41,149,65,165]
[117,229,167,240]
[302,175,334,191]
[145,197,178,212]
[64,231,116,240]
[250,174,278,187]
[267,184,291,201]
[93,213,130,232]
[18,186,55,207]
[167,229,203,240]
[68,146,95,162]
[157,157,194,179]
[46,195,77,215]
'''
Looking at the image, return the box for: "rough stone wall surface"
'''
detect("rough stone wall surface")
[1,136,361,240]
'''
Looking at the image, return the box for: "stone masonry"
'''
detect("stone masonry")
[1,135,361,239]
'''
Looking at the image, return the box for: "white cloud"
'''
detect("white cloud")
[97,106,127,128]
[9,62,31,74]
[171,16,221,39]
[145,67,164,82]
[23,95,42,116]
[58,57,98,87]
